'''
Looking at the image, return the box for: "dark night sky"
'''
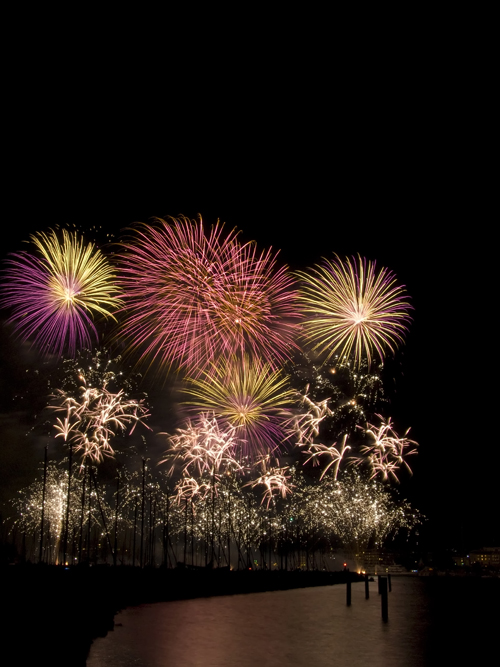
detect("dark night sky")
[1,82,496,553]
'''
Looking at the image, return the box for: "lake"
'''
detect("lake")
[87,575,499,666]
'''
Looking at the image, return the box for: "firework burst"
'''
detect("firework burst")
[353,415,418,483]
[183,356,295,459]
[118,216,299,375]
[51,377,150,463]
[297,255,411,367]
[0,229,121,357]
[245,464,294,509]
[288,388,333,446]
[302,434,351,481]
[161,414,242,478]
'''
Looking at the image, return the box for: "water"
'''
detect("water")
[87,576,499,666]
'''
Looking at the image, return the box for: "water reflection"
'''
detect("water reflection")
[87,576,498,667]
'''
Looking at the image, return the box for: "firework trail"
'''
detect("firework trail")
[118,216,300,375]
[286,390,350,480]
[297,254,411,367]
[302,434,351,481]
[352,415,418,483]
[245,464,294,509]
[288,387,333,446]
[1,229,121,356]
[173,477,211,504]
[161,415,243,478]
[183,356,294,459]
[51,377,150,463]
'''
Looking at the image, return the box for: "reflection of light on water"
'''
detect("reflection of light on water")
[88,577,500,667]
[83,578,435,667]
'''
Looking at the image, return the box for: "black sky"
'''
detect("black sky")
[1,76,496,553]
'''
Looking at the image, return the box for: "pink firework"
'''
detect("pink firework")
[0,229,120,357]
[118,216,300,375]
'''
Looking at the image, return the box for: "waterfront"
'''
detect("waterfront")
[87,575,499,666]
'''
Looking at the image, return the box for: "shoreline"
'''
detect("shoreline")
[2,565,364,666]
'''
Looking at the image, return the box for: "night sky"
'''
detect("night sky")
[1,103,496,555]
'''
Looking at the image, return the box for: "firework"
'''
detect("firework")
[212,239,300,366]
[301,468,419,551]
[353,415,418,483]
[183,356,295,458]
[1,229,121,356]
[245,464,294,509]
[118,216,299,375]
[297,255,411,367]
[288,387,333,446]
[174,477,211,504]
[10,459,111,564]
[161,414,242,478]
[302,434,351,481]
[51,377,150,463]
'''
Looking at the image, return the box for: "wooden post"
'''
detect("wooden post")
[365,573,369,599]
[380,576,388,622]
[388,573,392,592]
[346,577,351,606]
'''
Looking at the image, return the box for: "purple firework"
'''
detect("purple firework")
[0,229,121,357]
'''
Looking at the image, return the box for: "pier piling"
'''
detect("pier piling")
[380,576,388,622]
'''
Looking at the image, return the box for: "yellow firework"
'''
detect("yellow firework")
[2,228,121,355]
[33,229,121,318]
[297,255,411,367]
[183,356,294,458]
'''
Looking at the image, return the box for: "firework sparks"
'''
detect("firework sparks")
[353,415,418,483]
[245,464,294,509]
[51,377,150,463]
[118,216,299,375]
[174,477,211,504]
[301,468,420,550]
[212,239,300,366]
[288,387,333,446]
[286,390,351,480]
[1,229,121,356]
[161,415,243,478]
[297,255,411,367]
[10,459,112,564]
[183,356,295,459]
[302,434,351,481]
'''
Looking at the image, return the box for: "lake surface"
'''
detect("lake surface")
[87,576,499,666]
